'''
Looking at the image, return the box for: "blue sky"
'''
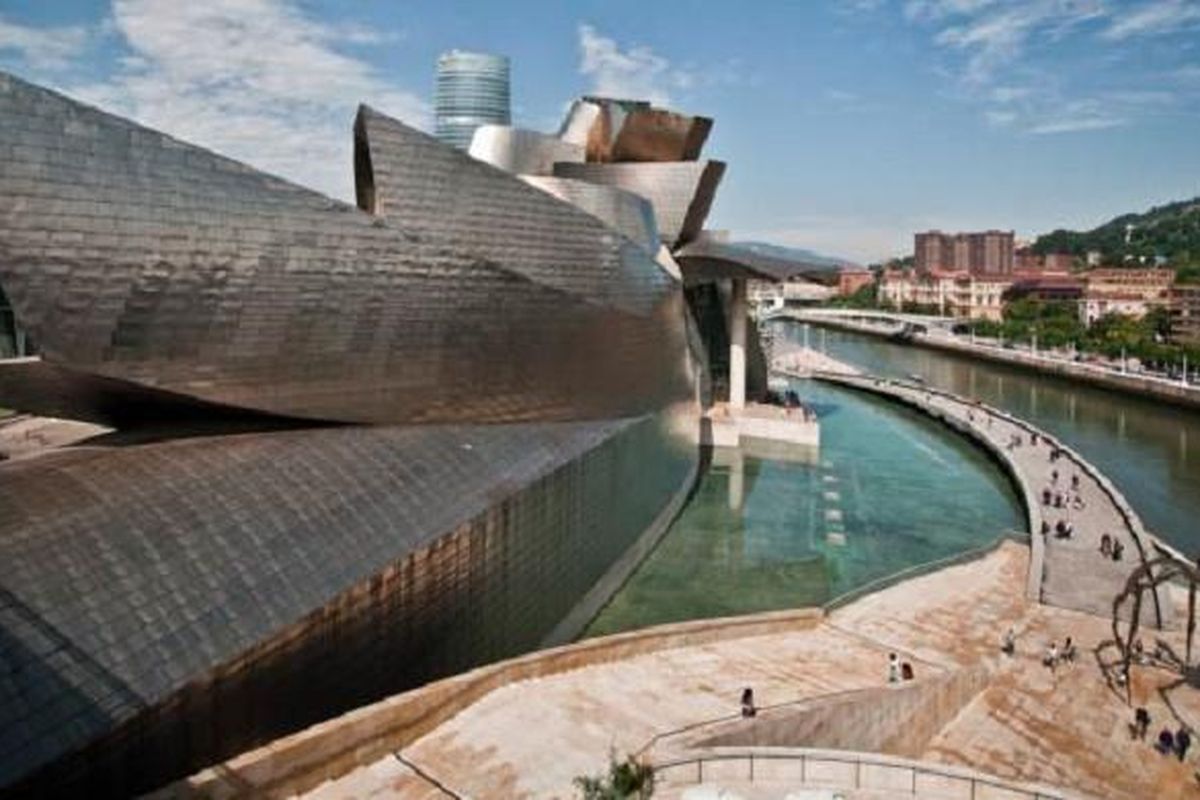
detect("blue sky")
[1,0,1198,262]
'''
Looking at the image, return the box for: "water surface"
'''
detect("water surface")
[791,322,1200,555]
[588,379,1024,635]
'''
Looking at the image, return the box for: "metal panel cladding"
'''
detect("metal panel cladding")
[0,72,692,427]
[435,50,511,150]
[553,160,726,249]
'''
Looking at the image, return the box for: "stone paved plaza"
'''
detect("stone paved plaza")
[301,543,1200,799]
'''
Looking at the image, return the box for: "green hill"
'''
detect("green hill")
[1033,196,1200,276]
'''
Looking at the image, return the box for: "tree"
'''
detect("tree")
[574,753,655,799]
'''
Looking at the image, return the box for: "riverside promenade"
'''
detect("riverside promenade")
[816,371,1181,626]
[170,543,1200,799]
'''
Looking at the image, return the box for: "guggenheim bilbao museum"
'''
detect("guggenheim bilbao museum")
[0,71,819,796]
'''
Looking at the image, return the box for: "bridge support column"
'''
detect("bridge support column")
[730,277,747,410]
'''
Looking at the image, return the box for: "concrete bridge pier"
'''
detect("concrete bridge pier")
[729,277,747,410]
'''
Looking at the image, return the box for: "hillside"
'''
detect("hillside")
[1032,196,1200,272]
[732,241,858,270]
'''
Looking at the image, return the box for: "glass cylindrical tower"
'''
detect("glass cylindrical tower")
[435,50,511,150]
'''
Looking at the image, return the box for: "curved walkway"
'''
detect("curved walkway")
[817,372,1173,626]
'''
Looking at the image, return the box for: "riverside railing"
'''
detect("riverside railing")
[632,529,1027,762]
[653,747,1080,799]
[818,371,1188,627]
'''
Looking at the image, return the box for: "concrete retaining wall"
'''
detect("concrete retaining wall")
[149,608,825,799]
[696,663,992,759]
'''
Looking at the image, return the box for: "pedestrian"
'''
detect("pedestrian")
[1040,520,1050,536]
[1042,488,1052,506]
[1101,534,1112,556]
[1135,707,1151,740]
[1052,469,1059,485]
[1071,473,1080,491]
[1001,627,1016,656]
[1158,728,1176,755]
[1113,541,1125,561]
[1177,727,1192,762]
[1032,432,1040,446]
[1044,641,1059,671]
[740,687,756,718]
[1062,636,1076,663]
[888,652,900,683]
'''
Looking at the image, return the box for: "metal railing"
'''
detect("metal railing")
[654,747,1080,799]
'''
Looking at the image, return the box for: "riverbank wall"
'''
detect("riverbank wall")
[794,314,1200,412]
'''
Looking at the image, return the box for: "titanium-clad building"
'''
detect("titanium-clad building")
[0,70,701,797]
[434,50,511,150]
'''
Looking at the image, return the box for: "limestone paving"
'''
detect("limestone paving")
[301,543,1200,799]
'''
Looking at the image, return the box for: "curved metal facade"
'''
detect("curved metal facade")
[0,76,692,427]
[553,160,726,248]
[0,70,704,796]
[468,124,584,176]
[0,413,696,795]
[434,50,511,150]
[520,175,661,254]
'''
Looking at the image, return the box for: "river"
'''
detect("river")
[791,321,1200,556]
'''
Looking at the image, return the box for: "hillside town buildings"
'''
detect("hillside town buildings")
[1172,283,1200,345]
[1078,269,1174,324]
[914,230,1015,275]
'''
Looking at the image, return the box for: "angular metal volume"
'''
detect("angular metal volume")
[0,73,692,426]
[559,97,713,163]
[553,160,726,249]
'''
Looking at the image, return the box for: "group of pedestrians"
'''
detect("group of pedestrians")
[887,652,915,683]
[1101,534,1126,562]
[1042,637,1077,672]
[1134,707,1193,763]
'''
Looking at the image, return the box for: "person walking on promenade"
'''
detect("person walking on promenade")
[1158,729,1177,755]
[1001,627,1016,656]
[1061,637,1076,664]
[1052,469,1059,485]
[1177,727,1192,762]
[1135,707,1151,739]
[740,687,757,718]
[1044,642,1059,671]
[1113,540,1125,561]
[1071,473,1080,491]
[1101,534,1112,556]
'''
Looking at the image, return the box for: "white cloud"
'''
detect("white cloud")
[65,0,427,202]
[577,24,692,105]
[836,0,889,14]
[932,2,1105,85]
[984,108,1018,125]
[0,15,90,71]
[1027,100,1127,133]
[1102,0,1200,39]
[904,0,1001,22]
